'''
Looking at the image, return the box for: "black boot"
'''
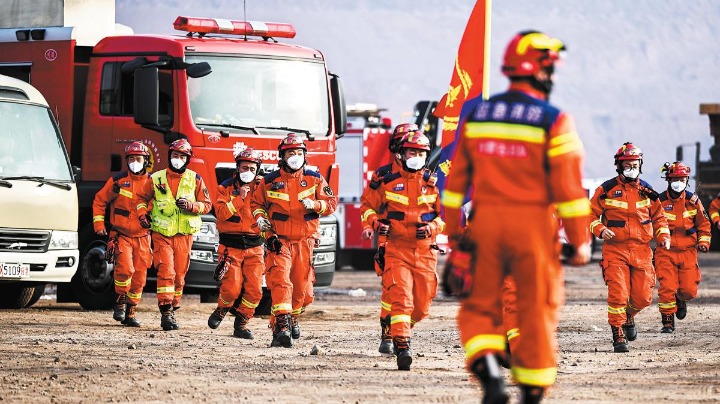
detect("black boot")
[675,294,687,320]
[122,303,141,327]
[393,336,413,371]
[270,314,292,348]
[611,326,629,352]
[470,354,509,404]
[233,313,254,339]
[291,316,301,339]
[113,293,127,322]
[378,316,393,355]
[622,315,637,341]
[208,307,230,329]
[519,384,545,404]
[660,313,675,333]
[159,304,179,331]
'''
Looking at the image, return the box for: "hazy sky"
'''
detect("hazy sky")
[116,0,720,187]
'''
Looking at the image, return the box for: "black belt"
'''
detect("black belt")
[219,234,264,249]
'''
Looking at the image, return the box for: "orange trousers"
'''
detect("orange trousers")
[113,233,151,306]
[458,205,562,388]
[655,248,701,315]
[600,242,655,326]
[382,241,438,338]
[266,237,315,318]
[152,233,193,307]
[217,244,264,318]
[502,276,520,353]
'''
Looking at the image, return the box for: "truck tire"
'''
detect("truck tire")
[0,284,43,309]
[24,284,46,308]
[72,227,115,310]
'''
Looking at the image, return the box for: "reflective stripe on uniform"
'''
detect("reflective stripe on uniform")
[267,191,290,201]
[506,327,520,341]
[605,199,628,209]
[555,197,591,219]
[361,209,377,223]
[417,194,437,204]
[636,199,651,209]
[252,209,267,218]
[318,200,327,214]
[658,301,676,309]
[297,186,317,200]
[464,122,545,144]
[656,227,670,237]
[226,201,237,215]
[118,188,133,198]
[433,217,446,232]
[219,295,232,305]
[137,203,147,211]
[441,190,464,209]
[664,212,677,221]
[271,303,292,315]
[464,334,505,360]
[174,290,183,297]
[93,215,105,223]
[607,305,626,315]
[381,300,391,311]
[291,308,303,315]
[590,220,603,233]
[699,235,711,243]
[711,212,719,221]
[127,291,142,300]
[114,278,131,287]
[547,131,583,158]
[683,209,697,218]
[511,366,557,387]
[385,191,409,205]
[390,314,411,325]
[157,286,175,294]
[242,298,259,309]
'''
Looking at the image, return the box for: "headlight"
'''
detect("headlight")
[193,221,219,244]
[49,231,78,250]
[190,250,215,263]
[318,223,336,247]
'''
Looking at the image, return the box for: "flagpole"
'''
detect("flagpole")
[483,0,492,100]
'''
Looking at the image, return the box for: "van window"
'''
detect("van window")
[99,62,174,125]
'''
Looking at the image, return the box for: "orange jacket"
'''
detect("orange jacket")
[359,159,402,225]
[214,176,261,236]
[441,83,590,248]
[251,168,337,240]
[708,193,720,226]
[137,169,212,217]
[361,165,444,247]
[92,171,152,237]
[589,177,670,245]
[658,189,711,250]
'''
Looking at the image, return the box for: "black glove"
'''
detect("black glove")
[213,250,231,282]
[441,238,476,299]
[266,235,283,254]
[176,198,191,211]
[373,245,386,276]
[105,236,118,265]
[416,224,431,239]
[375,219,390,236]
[139,214,151,229]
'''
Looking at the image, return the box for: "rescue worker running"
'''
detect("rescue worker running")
[137,138,212,331]
[361,131,444,371]
[442,31,591,403]
[655,162,710,333]
[251,133,337,347]
[589,142,670,352]
[92,141,153,327]
[207,147,265,339]
[360,122,418,355]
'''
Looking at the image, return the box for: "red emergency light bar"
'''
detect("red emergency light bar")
[173,16,296,39]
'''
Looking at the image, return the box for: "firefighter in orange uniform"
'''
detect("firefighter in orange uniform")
[207,147,265,339]
[442,31,591,403]
[707,192,720,232]
[137,138,212,331]
[251,133,337,347]
[589,142,670,352]
[93,141,153,327]
[360,122,418,355]
[655,162,710,333]
[361,131,443,371]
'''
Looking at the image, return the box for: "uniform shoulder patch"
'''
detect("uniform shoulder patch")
[323,186,334,196]
[203,187,210,200]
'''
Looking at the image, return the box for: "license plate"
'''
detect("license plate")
[0,263,30,278]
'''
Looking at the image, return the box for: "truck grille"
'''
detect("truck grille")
[0,228,51,252]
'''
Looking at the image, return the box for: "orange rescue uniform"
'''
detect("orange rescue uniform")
[708,193,720,229]
[442,83,591,388]
[251,168,337,319]
[655,190,710,314]
[92,171,152,305]
[214,176,265,318]
[589,177,670,326]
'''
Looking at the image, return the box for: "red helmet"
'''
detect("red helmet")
[277,133,307,153]
[662,161,691,179]
[390,123,419,153]
[234,147,262,166]
[124,141,149,157]
[502,31,565,78]
[614,142,643,163]
[169,138,193,157]
[400,131,431,151]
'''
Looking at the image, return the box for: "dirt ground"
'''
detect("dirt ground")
[2,251,720,403]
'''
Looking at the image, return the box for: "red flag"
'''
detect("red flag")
[433,0,491,147]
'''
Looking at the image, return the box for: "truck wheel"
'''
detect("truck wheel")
[24,284,46,308]
[72,229,115,310]
[254,288,272,316]
[0,284,42,309]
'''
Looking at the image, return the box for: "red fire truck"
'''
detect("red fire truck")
[0,16,346,309]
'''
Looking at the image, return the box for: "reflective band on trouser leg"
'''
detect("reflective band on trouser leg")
[380,300,391,317]
[172,234,193,307]
[512,365,558,387]
[113,235,134,294]
[238,245,264,319]
[218,248,243,308]
[153,233,176,305]
[266,244,292,316]
[655,248,679,315]
[289,239,315,313]
[271,303,292,315]
[507,328,520,341]
[127,234,151,305]
[464,334,506,361]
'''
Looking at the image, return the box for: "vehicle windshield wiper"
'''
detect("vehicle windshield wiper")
[1,176,72,191]
[197,123,260,135]
[256,126,315,141]
[0,179,11,188]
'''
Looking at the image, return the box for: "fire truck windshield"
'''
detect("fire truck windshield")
[0,102,72,181]
[186,55,329,136]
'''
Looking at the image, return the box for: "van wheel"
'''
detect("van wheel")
[0,284,44,309]
[72,228,115,310]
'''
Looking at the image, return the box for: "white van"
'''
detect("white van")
[0,75,79,308]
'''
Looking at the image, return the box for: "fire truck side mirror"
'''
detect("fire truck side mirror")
[134,67,159,127]
[186,62,212,79]
[330,73,347,137]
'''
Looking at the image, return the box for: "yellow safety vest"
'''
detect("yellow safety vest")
[150,169,202,236]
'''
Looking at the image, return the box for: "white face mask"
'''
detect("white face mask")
[405,156,426,171]
[670,181,686,193]
[238,171,256,183]
[171,158,186,170]
[286,155,304,171]
[622,167,640,179]
[128,161,144,174]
